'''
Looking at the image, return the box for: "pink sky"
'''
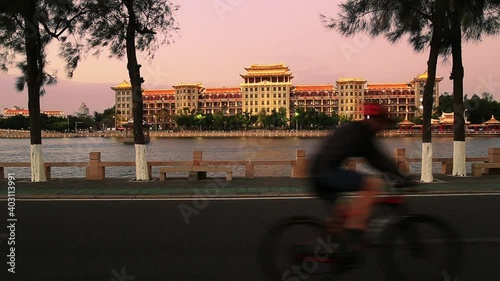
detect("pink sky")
[1,0,500,115]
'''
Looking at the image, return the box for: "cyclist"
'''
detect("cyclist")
[309,103,414,262]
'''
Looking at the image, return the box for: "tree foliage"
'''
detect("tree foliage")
[465,92,500,123]
[78,0,179,60]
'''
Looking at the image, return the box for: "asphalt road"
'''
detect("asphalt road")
[1,195,500,281]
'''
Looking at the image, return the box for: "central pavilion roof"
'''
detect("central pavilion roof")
[241,63,293,78]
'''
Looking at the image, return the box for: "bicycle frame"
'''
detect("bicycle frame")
[325,173,415,239]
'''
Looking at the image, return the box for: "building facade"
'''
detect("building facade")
[2,106,65,118]
[110,64,442,127]
[77,103,90,116]
[240,63,293,117]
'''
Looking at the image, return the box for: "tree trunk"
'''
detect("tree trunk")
[24,0,46,182]
[421,0,446,183]
[125,0,149,180]
[450,0,466,176]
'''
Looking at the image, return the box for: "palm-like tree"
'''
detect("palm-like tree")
[81,0,179,180]
[446,0,500,176]
[0,1,86,182]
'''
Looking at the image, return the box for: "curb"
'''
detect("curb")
[3,189,500,200]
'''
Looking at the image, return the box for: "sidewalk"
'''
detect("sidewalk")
[2,174,500,199]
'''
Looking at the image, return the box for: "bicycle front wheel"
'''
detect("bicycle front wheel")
[259,216,344,281]
[378,214,463,281]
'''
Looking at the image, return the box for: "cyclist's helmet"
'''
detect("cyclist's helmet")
[363,103,392,123]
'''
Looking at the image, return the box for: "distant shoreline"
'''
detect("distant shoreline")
[1,129,499,138]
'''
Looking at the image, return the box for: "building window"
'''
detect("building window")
[267,94,270,98]
[278,87,281,91]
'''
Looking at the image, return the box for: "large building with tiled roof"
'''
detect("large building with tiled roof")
[110,64,442,129]
[2,106,65,118]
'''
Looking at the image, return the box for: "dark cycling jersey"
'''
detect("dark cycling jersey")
[310,121,404,179]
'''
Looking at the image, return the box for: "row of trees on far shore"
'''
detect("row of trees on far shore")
[0,106,116,132]
[171,107,351,131]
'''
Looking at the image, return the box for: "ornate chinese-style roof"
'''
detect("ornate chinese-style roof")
[294,85,334,92]
[240,63,293,78]
[244,63,290,71]
[111,80,132,90]
[172,83,204,88]
[337,78,366,83]
[398,119,415,126]
[484,115,500,124]
[438,112,470,124]
[411,71,443,82]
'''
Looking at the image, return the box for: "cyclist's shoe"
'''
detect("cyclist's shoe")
[335,245,362,274]
[335,229,364,273]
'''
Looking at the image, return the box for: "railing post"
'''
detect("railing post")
[245,161,255,178]
[487,148,500,175]
[394,148,409,174]
[86,152,104,180]
[45,166,51,181]
[192,151,206,179]
[292,150,308,178]
[0,167,4,179]
[193,151,203,166]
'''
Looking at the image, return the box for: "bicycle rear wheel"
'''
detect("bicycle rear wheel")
[378,214,463,281]
[259,216,345,281]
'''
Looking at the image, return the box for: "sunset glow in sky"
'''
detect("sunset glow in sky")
[1,0,500,114]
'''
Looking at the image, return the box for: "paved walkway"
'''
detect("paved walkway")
[2,174,500,199]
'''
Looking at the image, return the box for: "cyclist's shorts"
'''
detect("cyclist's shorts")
[312,167,364,201]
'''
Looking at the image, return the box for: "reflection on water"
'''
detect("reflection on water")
[1,136,499,178]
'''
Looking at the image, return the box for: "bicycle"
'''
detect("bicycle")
[258,175,463,281]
